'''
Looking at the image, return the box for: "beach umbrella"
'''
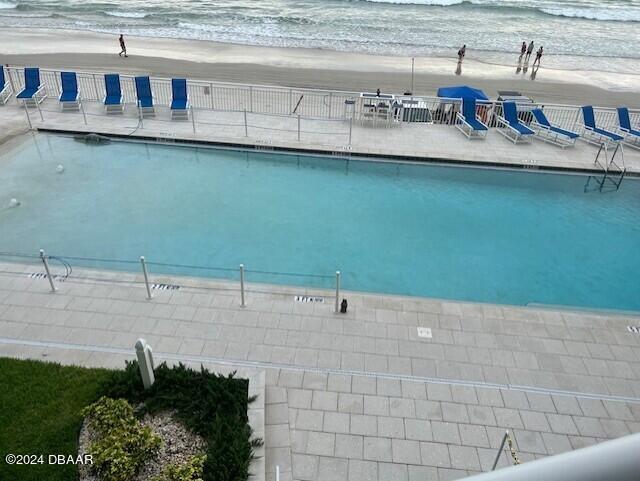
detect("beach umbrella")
[436,85,489,101]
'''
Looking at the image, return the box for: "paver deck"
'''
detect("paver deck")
[1,261,639,481]
[2,99,640,175]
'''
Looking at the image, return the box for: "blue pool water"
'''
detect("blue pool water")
[1,134,639,311]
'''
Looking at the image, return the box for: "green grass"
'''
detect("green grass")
[0,358,259,481]
[0,358,114,481]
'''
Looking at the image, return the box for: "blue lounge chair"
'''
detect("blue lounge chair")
[103,74,124,114]
[455,98,487,139]
[531,109,579,148]
[616,107,640,150]
[0,66,12,105]
[16,67,46,106]
[59,71,80,111]
[170,78,189,120]
[496,101,534,144]
[135,76,155,117]
[580,106,623,146]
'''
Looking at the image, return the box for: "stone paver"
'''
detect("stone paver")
[0,263,639,481]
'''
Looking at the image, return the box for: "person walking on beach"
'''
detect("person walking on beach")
[457,44,466,62]
[533,46,544,66]
[118,34,128,57]
[519,41,527,59]
[525,40,534,61]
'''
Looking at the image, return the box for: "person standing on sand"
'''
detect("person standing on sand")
[525,40,534,61]
[533,46,544,66]
[519,41,527,59]
[118,34,128,57]
[457,44,466,62]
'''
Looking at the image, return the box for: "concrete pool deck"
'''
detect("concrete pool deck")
[1,98,639,175]
[1,261,639,481]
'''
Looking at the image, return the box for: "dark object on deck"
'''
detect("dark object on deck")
[74,133,111,145]
[340,299,348,313]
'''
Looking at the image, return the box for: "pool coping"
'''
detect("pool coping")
[35,128,640,178]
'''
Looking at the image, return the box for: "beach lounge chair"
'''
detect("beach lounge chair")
[0,66,12,105]
[616,107,640,150]
[59,71,80,111]
[170,78,189,120]
[16,67,46,107]
[579,106,623,146]
[103,74,124,114]
[455,98,488,139]
[531,108,578,148]
[135,76,155,117]
[495,101,534,144]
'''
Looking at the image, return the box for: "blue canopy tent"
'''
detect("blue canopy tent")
[437,85,489,101]
[435,85,489,125]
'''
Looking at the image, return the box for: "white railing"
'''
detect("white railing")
[4,65,640,136]
[0,250,345,313]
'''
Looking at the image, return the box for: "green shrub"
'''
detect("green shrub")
[82,397,162,481]
[104,362,261,481]
[152,454,207,481]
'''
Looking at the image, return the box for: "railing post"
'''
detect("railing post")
[39,249,56,292]
[249,86,254,113]
[349,117,353,145]
[335,270,341,313]
[35,99,44,121]
[491,430,510,471]
[328,92,333,118]
[297,115,301,141]
[244,110,248,137]
[22,101,32,129]
[191,106,196,134]
[138,100,144,128]
[80,101,88,125]
[239,264,246,307]
[140,256,152,300]
[92,73,99,100]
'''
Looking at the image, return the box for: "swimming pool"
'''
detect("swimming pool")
[1,134,639,311]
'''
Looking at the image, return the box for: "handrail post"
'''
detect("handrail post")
[239,264,246,307]
[328,92,333,118]
[22,100,32,129]
[491,430,509,471]
[35,99,44,121]
[140,256,152,300]
[249,86,253,113]
[191,106,196,134]
[80,101,88,125]
[138,100,144,128]
[297,115,301,141]
[39,249,56,292]
[244,110,248,137]
[335,270,341,313]
[349,117,353,145]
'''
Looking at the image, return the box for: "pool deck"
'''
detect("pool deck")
[1,262,639,481]
[1,98,640,175]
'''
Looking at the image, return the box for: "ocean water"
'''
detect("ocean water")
[1,134,640,312]
[1,0,640,74]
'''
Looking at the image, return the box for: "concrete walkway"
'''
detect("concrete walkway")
[1,262,639,481]
[2,99,640,175]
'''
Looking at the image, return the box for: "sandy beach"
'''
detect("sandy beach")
[1,28,639,107]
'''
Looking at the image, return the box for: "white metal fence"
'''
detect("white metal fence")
[4,65,640,135]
